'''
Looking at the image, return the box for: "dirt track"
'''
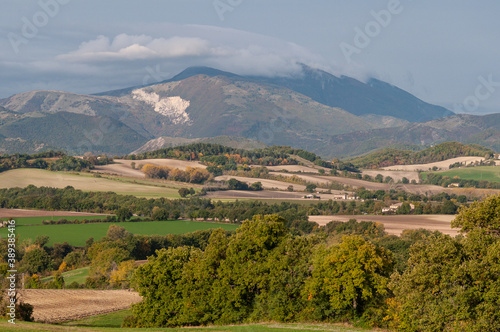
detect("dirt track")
[19,289,142,323]
[309,214,458,236]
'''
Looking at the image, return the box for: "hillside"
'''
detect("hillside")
[132,135,266,154]
[247,64,453,122]
[0,112,148,155]
[326,113,500,157]
[349,142,494,168]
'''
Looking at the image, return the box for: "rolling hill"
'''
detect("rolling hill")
[132,135,266,154]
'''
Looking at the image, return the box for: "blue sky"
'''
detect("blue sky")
[1,0,500,114]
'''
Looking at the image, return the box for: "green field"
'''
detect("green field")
[0,216,109,226]
[0,220,239,246]
[422,166,500,183]
[0,314,373,331]
[42,267,90,284]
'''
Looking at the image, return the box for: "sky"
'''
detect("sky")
[1,0,500,115]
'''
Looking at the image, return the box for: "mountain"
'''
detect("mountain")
[156,65,453,123]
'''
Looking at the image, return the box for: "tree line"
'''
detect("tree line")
[0,151,113,173]
[123,197,500,331]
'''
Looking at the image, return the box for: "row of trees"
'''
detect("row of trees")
[0,152,96,173]
[142,164,212,184]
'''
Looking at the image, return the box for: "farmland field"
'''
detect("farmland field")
[0,209,110,219]
[42,267,90,285]
[421,165,500,183]
[18,289,142,323]
[309,214,458,236]
[0,169,183,198]
[0,319,373,332]
[0,220,239,246]
[382,156,485,171]
[0,215,109,226]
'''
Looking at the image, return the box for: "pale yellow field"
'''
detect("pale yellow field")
[382,156,485,171]
[93,158,207,178]
[118,158,206,169]
[361,169,420,183]
[0,169,181,198]
[309,214,458,236]
[215,175,307,191]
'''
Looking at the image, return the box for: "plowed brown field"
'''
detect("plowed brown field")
[18,289,141,323]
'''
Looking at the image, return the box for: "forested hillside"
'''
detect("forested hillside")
[350,142,493,168]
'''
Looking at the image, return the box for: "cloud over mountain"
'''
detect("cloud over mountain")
[57,34,213,62]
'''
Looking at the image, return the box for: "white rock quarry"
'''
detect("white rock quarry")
[132,89,191,125]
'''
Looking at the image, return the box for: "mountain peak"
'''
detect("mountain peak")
[166,66,240,83]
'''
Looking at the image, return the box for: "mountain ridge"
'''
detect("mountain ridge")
[0,65,490,158]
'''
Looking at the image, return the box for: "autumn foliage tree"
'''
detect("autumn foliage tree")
[142,164,211,184]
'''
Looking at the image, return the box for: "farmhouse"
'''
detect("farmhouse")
[382,202,415,214]
[332,194,358,200]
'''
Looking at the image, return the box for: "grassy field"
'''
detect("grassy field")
[0,215,109,226]
[0,314,374,331]
[0,169,183,198]
[42,267,90,284]
[421,166,500,183]
[0,220,239,246]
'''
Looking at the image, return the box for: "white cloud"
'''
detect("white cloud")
[57,34,211,62]
[54,26,327,78]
